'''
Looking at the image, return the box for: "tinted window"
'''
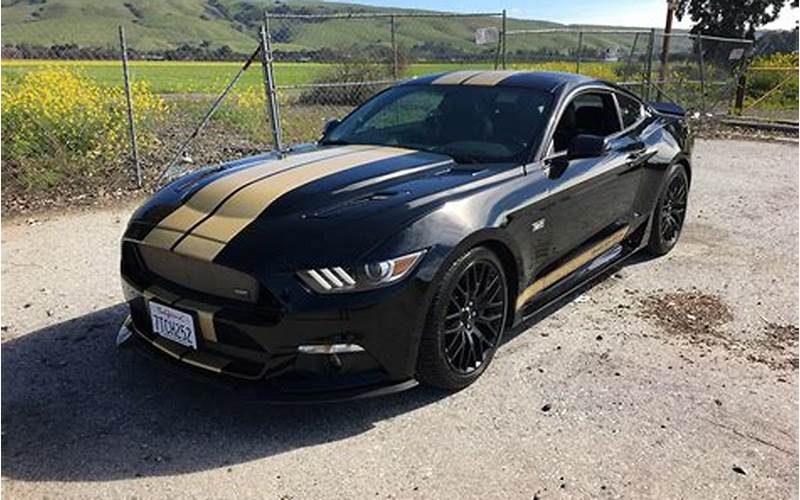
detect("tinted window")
[359,89,444,131]
[325,85,553,163]
[551,92,621,152]
[617,93,643,128]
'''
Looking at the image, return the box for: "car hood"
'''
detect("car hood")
[130,144,514,272]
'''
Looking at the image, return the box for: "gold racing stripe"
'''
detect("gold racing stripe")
[142,146,368,250]
[431,70,485,85]
[461,70,522,86]
[515,226,629,310]
[172,146,414,261]
[142,285,181,305]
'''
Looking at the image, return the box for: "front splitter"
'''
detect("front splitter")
[117,316,419,404]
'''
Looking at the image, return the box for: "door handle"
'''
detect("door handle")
[627,149,646,160]
[624,140,648,161]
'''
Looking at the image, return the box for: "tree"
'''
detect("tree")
[756,27,800,54]
[675,0,796,39]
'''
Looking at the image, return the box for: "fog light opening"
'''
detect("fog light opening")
[297,343,365,355]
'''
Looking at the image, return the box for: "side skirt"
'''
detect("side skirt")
[517,243,638,323]
[514,217,652,324]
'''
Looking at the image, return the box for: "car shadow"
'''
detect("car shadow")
[1,258,641,483]
[1,304,448,482]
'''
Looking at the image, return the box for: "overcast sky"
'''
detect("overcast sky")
[331,0,799,30]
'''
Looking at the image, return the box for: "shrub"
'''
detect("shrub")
[211,88,272,143]
[1,68,166,190]
[746,52,799,110]
[297,60,391,106]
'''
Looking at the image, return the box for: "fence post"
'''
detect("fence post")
[697,34,706,112]
[493,32,502,70]
[645,28,656,101]
[575,30,583,74]
[260,12,284,155]
[501,9,507,69]
[622,32,640,81]
[118,25,142,188]
[734,73,747,115]
[390,14,398,79]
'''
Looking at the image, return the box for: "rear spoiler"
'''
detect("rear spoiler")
[649,101,686,117]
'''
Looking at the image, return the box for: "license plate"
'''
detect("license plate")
[149,302,197,349]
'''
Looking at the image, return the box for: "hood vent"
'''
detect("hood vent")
[309,190,408,218]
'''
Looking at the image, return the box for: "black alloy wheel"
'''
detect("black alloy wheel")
[648,164,689,255]
[442,259,506,374]
[416,247,508,390]
[660,173,688,245]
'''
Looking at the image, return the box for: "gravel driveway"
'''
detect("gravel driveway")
[2,139,798,499]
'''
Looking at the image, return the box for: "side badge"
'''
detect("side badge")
[531,218,546,233]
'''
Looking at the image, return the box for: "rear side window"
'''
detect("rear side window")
[552,91,621,152]
[617,93,644,128]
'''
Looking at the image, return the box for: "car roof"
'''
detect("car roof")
[401,70,600,94]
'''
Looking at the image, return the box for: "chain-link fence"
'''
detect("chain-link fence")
[504,28,755,116]
[653,32,754,115]
[2,8,791,214]
[268,12,504,145]
[504,28,656,98]
[1,22,275,212]
[1,24,128,212]
[733,54,799,122]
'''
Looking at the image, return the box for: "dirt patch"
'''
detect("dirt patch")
[639,290,733,346]
[763,322,800,347]
[640,291,799,371]
[747,322,800,370]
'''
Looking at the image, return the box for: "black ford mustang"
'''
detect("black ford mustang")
[119,70,691,401]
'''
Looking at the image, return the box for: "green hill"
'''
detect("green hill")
[1,0,672,56]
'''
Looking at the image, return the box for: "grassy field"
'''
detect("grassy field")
[1,0,642,54]
[0,60,487,93]
[1,59,626,94]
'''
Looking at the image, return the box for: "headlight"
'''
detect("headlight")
[298,250,426,293]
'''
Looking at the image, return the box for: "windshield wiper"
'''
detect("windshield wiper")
[434,148,483,166]
[319,139,351,146]
[450,154,483,166]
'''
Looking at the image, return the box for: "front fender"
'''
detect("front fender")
[369,196,525,305]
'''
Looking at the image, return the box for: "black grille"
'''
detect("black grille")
[121,241,281,312]
[138,245,259,304]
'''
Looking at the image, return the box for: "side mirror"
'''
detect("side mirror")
[322,118,340,138]
[567,134,607,159]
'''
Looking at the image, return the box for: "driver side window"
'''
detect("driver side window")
[551,92,621,153]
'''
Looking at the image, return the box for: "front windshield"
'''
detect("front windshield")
[323,84,553,164]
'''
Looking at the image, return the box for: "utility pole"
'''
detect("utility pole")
[657,0,677,97]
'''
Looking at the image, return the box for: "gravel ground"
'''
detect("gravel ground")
[1,139,798,499]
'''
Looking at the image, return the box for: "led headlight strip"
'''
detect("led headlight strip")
[298,250,426,293]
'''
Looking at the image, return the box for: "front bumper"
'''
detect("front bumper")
[119,254,434,400]
[119,317,418,402]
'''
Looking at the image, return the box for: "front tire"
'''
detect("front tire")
[647,164,689,256]
[416,247,508,391]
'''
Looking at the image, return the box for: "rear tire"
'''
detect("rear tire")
[416,247,508,391]
[647,164,689,256]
